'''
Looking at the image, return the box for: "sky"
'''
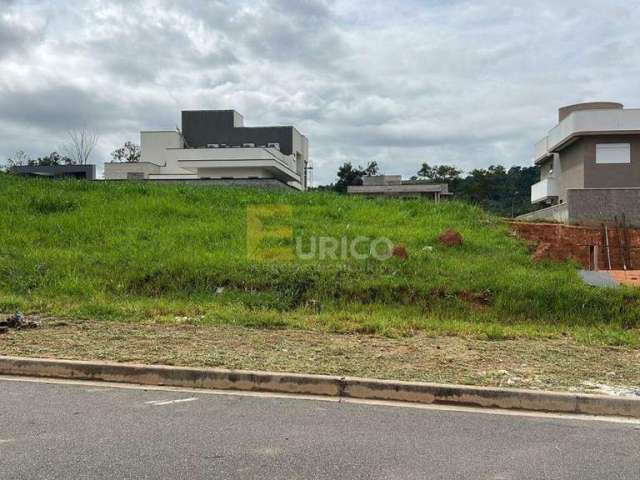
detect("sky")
[1,0,639,185]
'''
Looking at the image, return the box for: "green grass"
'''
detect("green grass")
[1,173,639,345]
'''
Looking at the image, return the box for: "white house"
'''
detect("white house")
[105,110,310,190]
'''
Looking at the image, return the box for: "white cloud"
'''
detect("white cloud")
[1,0,639,183]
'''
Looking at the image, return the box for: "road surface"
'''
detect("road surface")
[1,377,639,479]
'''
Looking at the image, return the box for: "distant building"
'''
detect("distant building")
[521,102,640,226]
[347,175,451,201]
[104,110,309,191]
[11,164,96,180]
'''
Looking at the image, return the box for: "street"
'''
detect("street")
[1,377,639,479]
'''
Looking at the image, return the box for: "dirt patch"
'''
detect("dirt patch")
[457,290,492,308]
[1,319,639,394]
[391,244,408,260]
[437,229,463,247]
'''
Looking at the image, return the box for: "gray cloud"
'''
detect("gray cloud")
[238,0,346,66]
[1,0,640,184]
[0,3,45,59]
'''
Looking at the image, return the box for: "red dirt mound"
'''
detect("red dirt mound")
[437,229,463,247]
[392,244,408,260]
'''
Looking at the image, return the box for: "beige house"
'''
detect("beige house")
[522,102,640,226]
[348,175,451,201]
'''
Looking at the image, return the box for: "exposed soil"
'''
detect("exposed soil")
[509,221,640,269]
[1,319,639,395]
[437,229,463,247]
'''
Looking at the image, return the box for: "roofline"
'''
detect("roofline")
[181,109,242,114]
[104,161,162,166]
[140,130,180,134]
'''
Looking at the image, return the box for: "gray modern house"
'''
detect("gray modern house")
[521,102,640,226]
[104,110,310,190]
[11,164,96,180]
[348,175,451,201]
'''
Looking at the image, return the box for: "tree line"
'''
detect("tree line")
[319,161,539,217]
[3,127,99,169]
[2,129,140,170]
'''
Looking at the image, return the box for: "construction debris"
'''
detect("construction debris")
[0,312,40,334]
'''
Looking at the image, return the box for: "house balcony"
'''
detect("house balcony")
[533,137,551,164]
[531,178,558,204]
[534,108,640,163]
[165,146,302,189]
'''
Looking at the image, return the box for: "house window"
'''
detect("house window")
[596,143,631,164]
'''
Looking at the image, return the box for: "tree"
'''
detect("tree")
[110,141,141,163]
[33,152,73,167]
[334,161,379,193]
[63,127,99,165]
[449,164,538,217]
[3,150,73,172]
[417,163,462,183]
[6,150,31,167]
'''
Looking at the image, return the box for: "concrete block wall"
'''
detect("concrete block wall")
[568,188,640,227]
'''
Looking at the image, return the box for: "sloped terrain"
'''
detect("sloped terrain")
[0,174,639,342]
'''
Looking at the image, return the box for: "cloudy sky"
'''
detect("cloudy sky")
[1,0,639,184]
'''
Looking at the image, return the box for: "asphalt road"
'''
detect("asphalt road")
[1,378,639,479]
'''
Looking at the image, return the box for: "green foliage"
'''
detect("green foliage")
[0,175,638,339]
[333,161,379,193]
[32,152,74,167]
[417,163,462,183]
[110,141,141,163]
[5,150,73,169]
[414,163,539,217]
[29,195,78,214]
[328,161,538,216]
[453,165,539,217]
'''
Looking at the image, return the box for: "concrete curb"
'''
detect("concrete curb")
[1,356,639,418]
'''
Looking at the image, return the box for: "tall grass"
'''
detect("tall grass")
[0,174,639,340]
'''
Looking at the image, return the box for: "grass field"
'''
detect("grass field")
[1,173,639,346]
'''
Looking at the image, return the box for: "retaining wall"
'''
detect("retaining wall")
[516,203,568,223]
[509,221,640,270]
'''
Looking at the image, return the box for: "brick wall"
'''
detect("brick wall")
[509,221,640,270]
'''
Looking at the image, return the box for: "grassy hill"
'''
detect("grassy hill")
[0,174,638,344]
